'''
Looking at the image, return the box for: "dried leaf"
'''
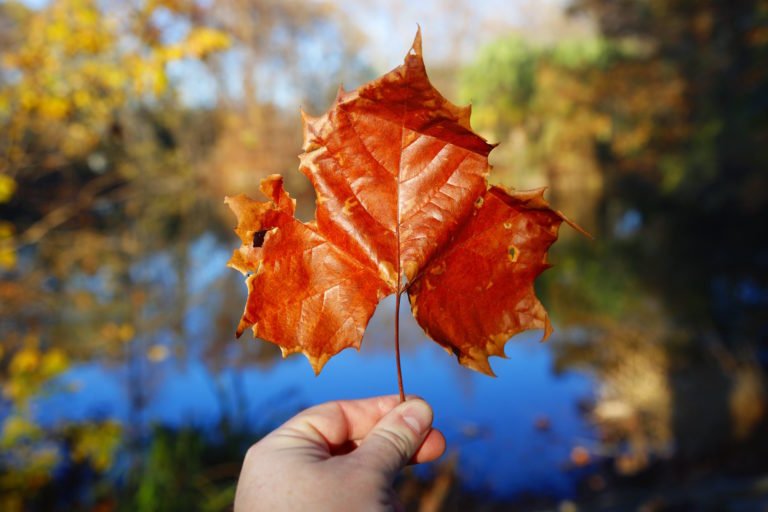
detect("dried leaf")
[227,30,582,376]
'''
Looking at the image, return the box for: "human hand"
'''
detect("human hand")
[234,395,446,511]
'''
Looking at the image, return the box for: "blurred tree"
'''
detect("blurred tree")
[0,1,371,509]
[201,0,372,209]
[460,0,768,471]
[0,0,229,240]
[564,0,768,344]
[462,0,768,346]
[460,35,688,235]
[0,3,231,506]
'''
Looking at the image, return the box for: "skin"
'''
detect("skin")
[234,396,446,511]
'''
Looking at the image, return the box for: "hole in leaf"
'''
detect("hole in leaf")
[252,230,267,248]
[508,245,519,263]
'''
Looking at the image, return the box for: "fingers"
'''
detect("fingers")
[271,396,445,467]
[412,427,446,464]
[283,395,403,450]
[330,425,446,462]
[350,398,436,480]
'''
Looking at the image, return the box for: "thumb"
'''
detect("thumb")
[351,399,434,480]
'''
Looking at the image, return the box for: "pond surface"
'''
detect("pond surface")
[29,233,596,500]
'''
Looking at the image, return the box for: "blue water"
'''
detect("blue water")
[31,234,596,500]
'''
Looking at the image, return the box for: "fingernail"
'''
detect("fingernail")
[402,400,432,434]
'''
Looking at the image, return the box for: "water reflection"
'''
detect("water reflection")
[30,234,595,501]
[4,1,767,509]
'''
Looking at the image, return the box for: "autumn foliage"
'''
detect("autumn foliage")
[227,31,581,380]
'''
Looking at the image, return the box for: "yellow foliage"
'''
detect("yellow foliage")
[61,123,98,158]
[19,89,39,111]
[118,323,135,343]
[0,176,16,203]
[40,348,69,376]
[0,0,229,172]
[1,416,42,448]
[100,322,136,343]
[37,96,70,120]
[4,342,70,402]
[70,421,122,471]
[161,44,185,61]
[9,347,40,374]
[2,381,23,402]
[183,27,232,58]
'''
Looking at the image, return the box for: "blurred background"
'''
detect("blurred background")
[1,0,767,510]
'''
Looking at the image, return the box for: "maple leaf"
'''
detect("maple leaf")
[226,30,584,385]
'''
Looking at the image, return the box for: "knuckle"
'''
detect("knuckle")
[372,427,414,459]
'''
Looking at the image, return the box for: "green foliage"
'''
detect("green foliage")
[0,419,252,512]
[460,38,537,133]
[460,36,618,138]
[129,426,242,512]
[548,38,616,69]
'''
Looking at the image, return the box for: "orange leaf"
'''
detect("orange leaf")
[227,30,583,376]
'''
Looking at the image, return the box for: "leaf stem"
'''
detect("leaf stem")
[395,290,405,403]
